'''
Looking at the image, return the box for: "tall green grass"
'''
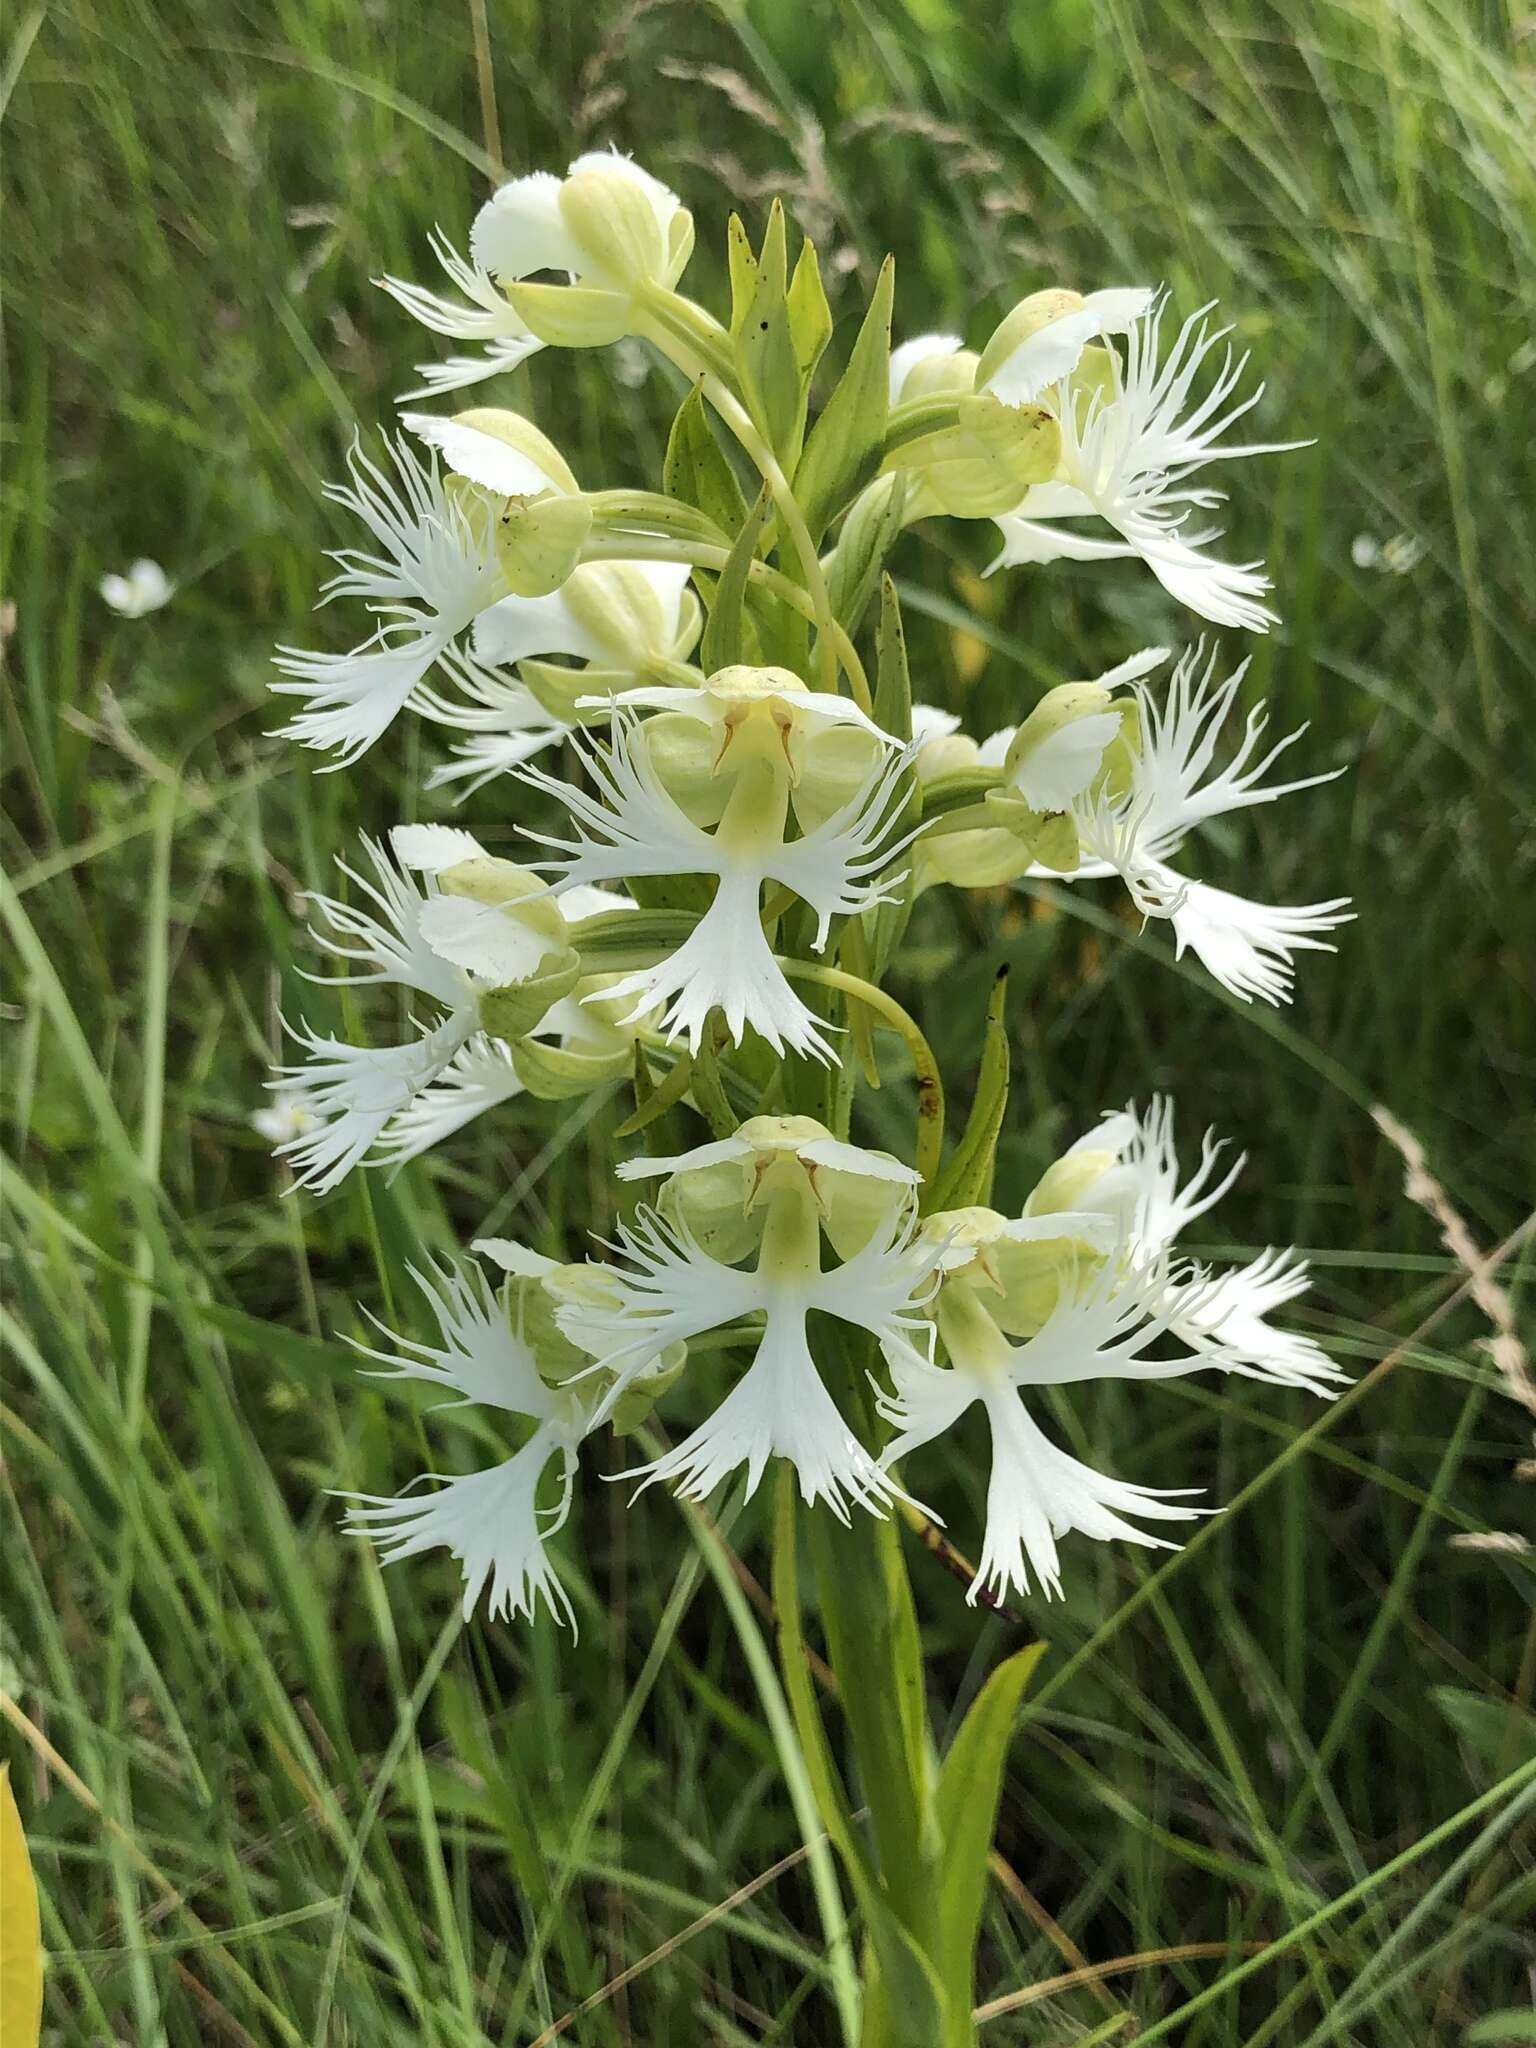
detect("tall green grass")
[3,0,1532,2039]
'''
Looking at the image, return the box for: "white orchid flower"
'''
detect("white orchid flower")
[878,1254,1209,1604]
[987,297,1304,631]
[1003,644,1352,1004]
[568,1124,938,1518]
[341,1253,594,1628]
[1032,1097,1348,1396]
[271,436,510,766]
[521,680,915,1060]
[470,149,693,349]
[377,228,544,401]
[272,827,577,1192]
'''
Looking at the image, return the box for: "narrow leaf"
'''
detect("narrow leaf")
[826,474,909,640]
[933,1643,1048,2031]
[794,256,895,543]
[926,968,1011,1214]
[701,485,772,673]
[0,1765,43,2048]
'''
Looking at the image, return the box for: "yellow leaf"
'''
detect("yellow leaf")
[0,1763,43,2048]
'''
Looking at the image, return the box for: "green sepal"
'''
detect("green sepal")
[517,658,620,726]
[793,255,894,543]
[476,945,581,1040]
[925,968,1010,1215]
[504,279,629,348]
[700,485,772,673]
[508,1035,631,1101]
[932,1641,1048,2040]
[662,386,749,563]
[729,200,806,469]
[570,905,697,974]
[825,473,909,639]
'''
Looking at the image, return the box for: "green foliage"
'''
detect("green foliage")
[793,258,896,542]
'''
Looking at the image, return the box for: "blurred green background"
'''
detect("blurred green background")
[3,0,1533,2040]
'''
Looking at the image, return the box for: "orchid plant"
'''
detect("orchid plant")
[269,148,1350,2046]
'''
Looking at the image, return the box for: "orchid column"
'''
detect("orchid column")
[267,147,1351,2046]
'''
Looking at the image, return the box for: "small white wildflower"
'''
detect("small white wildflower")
[99,559,174,617]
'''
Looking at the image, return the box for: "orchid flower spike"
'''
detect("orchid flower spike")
[974,292,1304,631]
[979,643,1352,1004]
[521,668,917,1060]
[567,1119,940,1517]
[270,826,581,1191]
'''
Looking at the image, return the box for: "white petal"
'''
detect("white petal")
[390,823,488,872]
[910,703,962,744]
[616,1136,754,1181]
[350,1252,554,1415]
[403,411,568,499]
[343,1424,579,1628]
[798,1137,919,1186]
[471,590,608,668]
[985,307,1104,407]
[471,171,583,281]
[473,1238,561,1277]
[1012,710,1123,811]
[623,1303,903,1521]
[1082,287,1157,331]
[417,893,554,986]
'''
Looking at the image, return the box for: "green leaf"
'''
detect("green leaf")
[793,256,894,543]
[1465,2015,1536,2044]
[826,474,909,640]
[926,968,1011,1214]
[933,1642,1048,2038]
[1432,1685,1536,1774]
[613,1043,694,1138]
[701,484,772,673]
[873,572,913,743]
[787,236,833,391]
[570,903,699,969]
[662,387,748,610]
[730,201,806,470]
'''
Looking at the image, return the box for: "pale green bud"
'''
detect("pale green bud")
[901,347,978,403]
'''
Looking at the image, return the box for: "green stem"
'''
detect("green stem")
[776,958,944,1186]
